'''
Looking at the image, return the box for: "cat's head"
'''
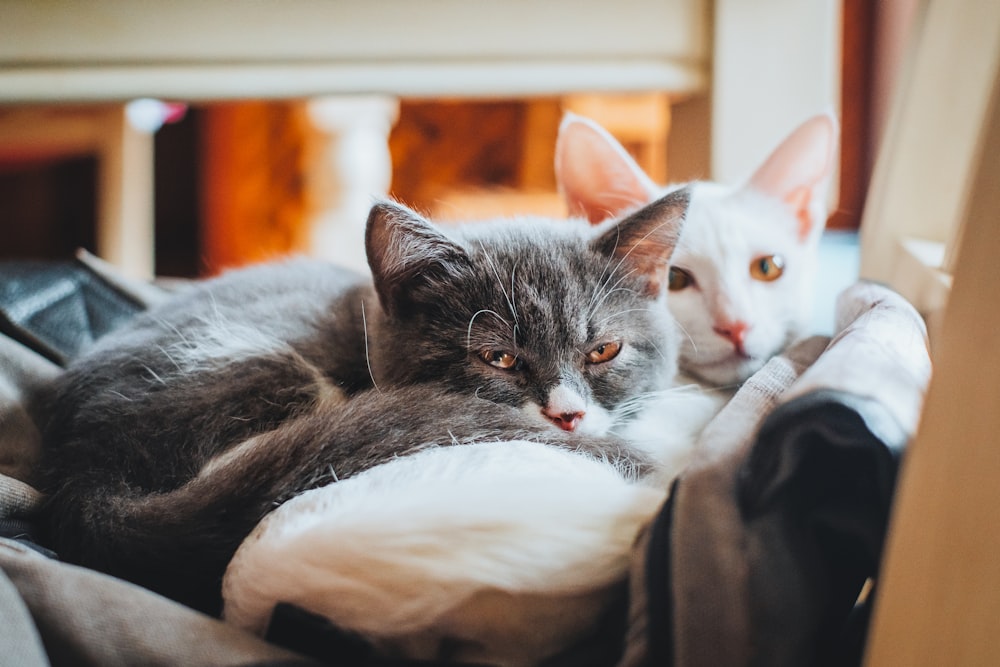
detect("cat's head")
[555,112,838,386]
[364,192,689,436]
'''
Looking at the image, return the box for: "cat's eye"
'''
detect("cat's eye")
[479,349,521,370]
[749,255,785,282]
[586,341,621,364]
[668,267,695,291]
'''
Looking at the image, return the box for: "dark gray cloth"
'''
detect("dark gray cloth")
[0,538,319,667]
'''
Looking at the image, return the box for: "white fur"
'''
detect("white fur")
[617,375,731,486]
[222,441,666,666]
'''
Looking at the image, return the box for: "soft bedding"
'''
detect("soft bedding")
[0,258,931,667]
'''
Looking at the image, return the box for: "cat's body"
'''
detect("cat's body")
[556,112,839,386]
[36,193,692,615]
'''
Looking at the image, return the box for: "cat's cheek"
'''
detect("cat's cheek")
[575,406,614,437]
[471,380,531,409]
[517,401,558,430]
[591,350,668,402]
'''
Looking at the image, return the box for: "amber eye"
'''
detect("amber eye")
[668,267,695,291]
[480,349,520,370]
[749,255,785,282]
[586,341,622,364]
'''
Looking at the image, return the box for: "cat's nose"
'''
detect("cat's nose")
[713,321,750,353]
[543,409,585,432]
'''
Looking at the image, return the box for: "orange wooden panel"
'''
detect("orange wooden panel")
[200,102,309,275]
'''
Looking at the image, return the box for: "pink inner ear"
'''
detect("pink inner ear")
[785,186,813,242]
[555,114,657,224]
[748,114,838,201]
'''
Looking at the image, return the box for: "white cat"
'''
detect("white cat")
[555,112,839,387]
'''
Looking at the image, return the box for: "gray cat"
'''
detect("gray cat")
[36,191,688,615]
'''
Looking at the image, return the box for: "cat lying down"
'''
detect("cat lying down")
[221,281,932,667]
[36,187,708,617]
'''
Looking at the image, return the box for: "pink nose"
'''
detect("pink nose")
[543,409,585,432]
[713,320,750,353]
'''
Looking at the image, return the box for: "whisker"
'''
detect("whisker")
[635,333,669,364]
[609,383,713,420]
[674,320,699,355]
[478,241,519,326]
[467,309,510,350]
[361,301,381,393]
[589,233,622,311]
[510,261,521,344]
[510,261,520,322]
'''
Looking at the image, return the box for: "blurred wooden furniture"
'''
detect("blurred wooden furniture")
[859,0,999,335]
[429,93,671,223]
[0,0,843,276]
[0,105,155,277]
[860,0,1000,664]
[0,1,708,102]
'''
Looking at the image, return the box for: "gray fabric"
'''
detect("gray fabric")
[617,337,828,667]
[0,539,319,667]
[671,338,829,667]
[0,473,43,526]
[0,561,50,667]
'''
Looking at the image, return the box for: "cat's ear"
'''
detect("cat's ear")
[747,112,839,242]
[555,112,659,225]
[366,199,470,316]
[592,187,689,296]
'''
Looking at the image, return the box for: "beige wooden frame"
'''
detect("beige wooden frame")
[859,0,1000,331]
[862,0,1000,663]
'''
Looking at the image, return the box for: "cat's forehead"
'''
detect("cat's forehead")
[446,217,653,336]
[450,215,594,248]
[675,182,800,259]
[449,216,608,277]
